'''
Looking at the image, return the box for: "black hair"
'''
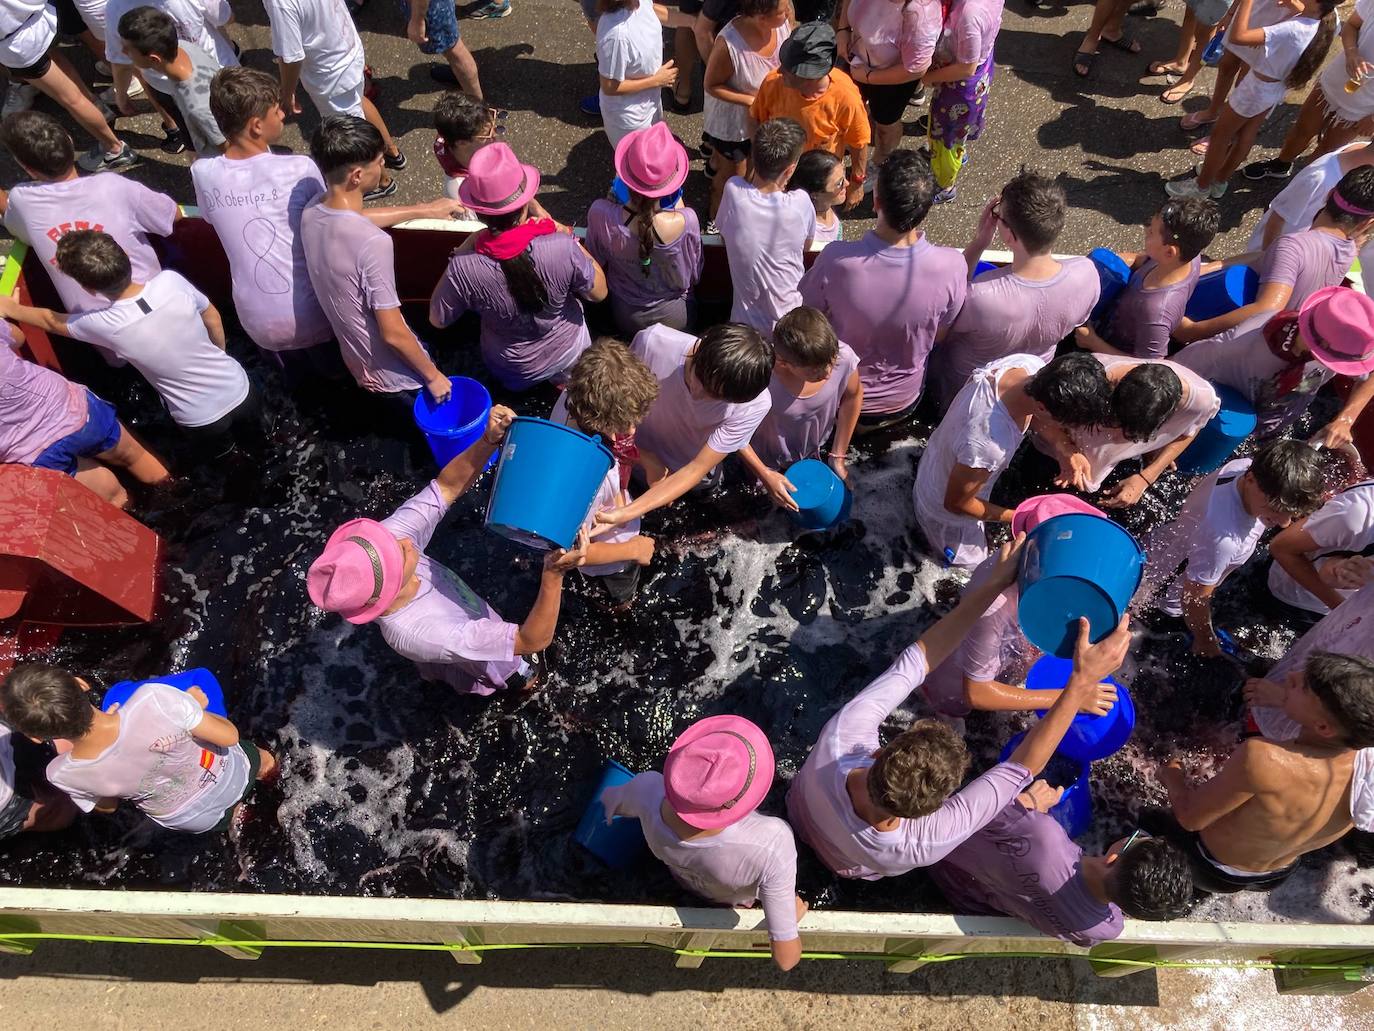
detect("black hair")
[1287,0,1339,89]
[875,149,935,234]
[1111,363,1182,443]
[55,230,132,293]
[1325,166,1374,231]
[1249,438,1326,519]
[1023,352,1114,429]
[476,206,550,315]
[117,6,178,60]
[997,167,1066,254]
[1158,197,1220,262]
[737,0,784,14]
[1307,652,1374,749]
[433,91,492,144]
[0,111,74,179]
[752,118,806,182]
[0,664,93,741]
[310,115,385,184]
[1110,838,1195,921]
[773,306,839,369]
[691,323,774,403]
[790,149,843,199]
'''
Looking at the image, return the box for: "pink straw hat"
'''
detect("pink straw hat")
[663,715,775,830]
[1011,493,1110,537]
[457,141,541,216]
[613,123,689,199]
[306,518,406,624]
[1298,286,1374,377]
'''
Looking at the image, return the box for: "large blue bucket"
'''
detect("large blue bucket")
[1023,654,1136,762]
[485,417,614,550]
[1184,265,1259,322]
[1088,248,1132,323]
[413,376,493,469]
[786,458,851,530]
[1000,732,1092,839]
[101,668,227,717]
[573,759,649,869]
[1018,513,1144,658]
[1174,383,1257,476]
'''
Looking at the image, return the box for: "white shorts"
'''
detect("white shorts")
[0,6,56,71]
[1230,72,1287,119]
[73,0,104,39]
[306,60,366,118]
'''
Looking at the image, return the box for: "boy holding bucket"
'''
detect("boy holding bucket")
[308,406,588,694]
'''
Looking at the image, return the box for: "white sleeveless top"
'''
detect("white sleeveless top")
[703,20,790,143]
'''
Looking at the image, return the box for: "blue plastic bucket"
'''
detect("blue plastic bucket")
[1088,248,1132,323]
[1018,513,1145,658]
[101,668,227,717]
[1184,265,1259,322]
[1202,28,1224,65]
[1174,383,1257,476]
[786,458,851,530]
[412,376,493,470]
[973,260,998,279]
[1023,654,1136,762]
[1000,732,1092,839]
[485,416,614,550]
[573,759,648,869]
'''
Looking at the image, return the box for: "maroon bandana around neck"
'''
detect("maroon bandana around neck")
[1261,309,1308,396]
[475,218,556,261]
[609,432,639,491]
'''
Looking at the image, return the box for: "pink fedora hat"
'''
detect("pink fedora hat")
[1011,493,1110,537]
[663,715,775,830]
[1299,286,1374,377]
[458,142,541,216]
[614,123,688,199]
[307,518,406,625]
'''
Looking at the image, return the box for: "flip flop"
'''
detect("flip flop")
[1073,49,1097,77]
[1147,61,1184,81]
[1101,31,1142,54]
[1161,81,1194,104]
[1190,135,1211,157]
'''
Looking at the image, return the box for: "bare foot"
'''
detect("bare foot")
[256,746,279,782]
[1161,80,1195,104]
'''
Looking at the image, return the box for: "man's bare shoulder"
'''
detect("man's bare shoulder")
[1234,737,1340,790]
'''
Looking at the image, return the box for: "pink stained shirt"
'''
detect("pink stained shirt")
[749,341,859,470]
[715,178,817,334]
[847,0,942,75]
[932,0,1003,68]
[785,641,1032,879]
[922,581,1031,717]
[1104,257,1200,360]
[0,340,88,464]
[1260,229,1356,311]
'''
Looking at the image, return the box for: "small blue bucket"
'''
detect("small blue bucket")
[101,668,227,717]
[786,458,851,530]
[573,759,648,869]
[1088,248,1132,323]
[1018,513,1145,658]
[1174,383,1257,476]
[485,416,614,550]
[1023,654,1136,762]
[1000,732,1092,839]
[1184,266,1259,322]
[1202,29,1225,66]
[413,376,493,469]
[973,260,999,279]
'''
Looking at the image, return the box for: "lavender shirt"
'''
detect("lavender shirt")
[375,482,521,695]
[928,798,1124,946]
[750,342,859,469]
[602,771,801,941]
[801,232,967,415]
[786,642,1032,879]
[0,342,87,464]
[584,199,703,321]
[429,232,597,391]
[1105,257,1200,360]
[922,580,1029,717]
[716,179,816,334]
[1261,229,1356,310]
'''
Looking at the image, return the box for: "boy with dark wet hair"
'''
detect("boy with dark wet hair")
[118,6,225,157]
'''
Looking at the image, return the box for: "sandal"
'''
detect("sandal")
[1148,60,1184,75]
[1101,31,1142,54]
[1161,80,1194,104]
[1190,135,1211,157]
[1180,110,1217,131]
[1073,49,1097,77]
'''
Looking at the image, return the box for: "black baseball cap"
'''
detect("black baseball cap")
[779,21,837,79]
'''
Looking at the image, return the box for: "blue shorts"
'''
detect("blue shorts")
[399,0,460,55]
[31,390,122,475]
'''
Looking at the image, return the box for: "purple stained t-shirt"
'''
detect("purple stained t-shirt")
[630,324,772,472]
[428,231,597,391]
[375,481,522,694]
[1105,257,1200,360]
[928,797,1124,946]
[716,178,817,334]
[0,340,87,464]
[602,771,801,941]
[4,174,178,314]
[584,198,703,325]
[1261,229,1356,310]
[749,341,859,469]
[785,641,1032,879]
[800,231,967,415]
[922,580,1032,717]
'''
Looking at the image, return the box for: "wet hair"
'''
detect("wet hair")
[434,91,492,144]
[1157,197,1219,262]
[623,188,662,277]
[1306,652,1374,749]
[310,115,385,184]
[117,6,179,60]
[0,664,93,741]
[1325,167,1374,231]
[210,67,281,141]
[867,720,970,818]
[564,338,660,438]
[875,150,935,234]
[1287,0,1339,89]
[752,118,806,182]
[1111,363,1182,443]
[1023,352,1114,429]
[1248,438,1326,519]
[691,323,774,403]
[1109,838,1195,921]
[475,206,550,314]
[0,111,74,179]
[596,0,632,14]
[790,149,843,206]
[55,230,132,294]
[997,167,1066,254]
[773,306,839,370]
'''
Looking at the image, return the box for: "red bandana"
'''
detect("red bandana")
[1260,309,1309,396]
[474,218,557,261]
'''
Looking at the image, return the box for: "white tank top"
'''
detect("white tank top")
[703,20,790,143]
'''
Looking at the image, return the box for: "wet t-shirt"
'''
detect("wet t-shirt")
[376,482,521,694]
[141,42,225,156]
[602,771,801,941]
[749,342,859,469]
[0,341,87,464]
[584,199,703,316]
[922,580,1031,717]
[716,178,816,334]
[550,394,640,578]
[786,641,1031,879]
[1268,482,1374,613]
[1104,257,1199,360]
[1261,229,1355,311]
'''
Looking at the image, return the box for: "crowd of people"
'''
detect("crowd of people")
[0,0,1373,969]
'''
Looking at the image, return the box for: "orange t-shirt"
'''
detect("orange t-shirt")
[748,68,872,157]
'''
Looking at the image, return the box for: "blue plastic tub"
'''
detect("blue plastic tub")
[486,417,614,550]
[573,759,648,869]
[413,376,493,469]
[1184,266,1259,322]
[786,459,851,530]
[1000,732,1092,839]
[1088,248,1132,323]
[1174,384,1257,476]
[1023,655,1136,763]
[1018,513,1145,658]
[973,260,999,279]
[101,668,228,717]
